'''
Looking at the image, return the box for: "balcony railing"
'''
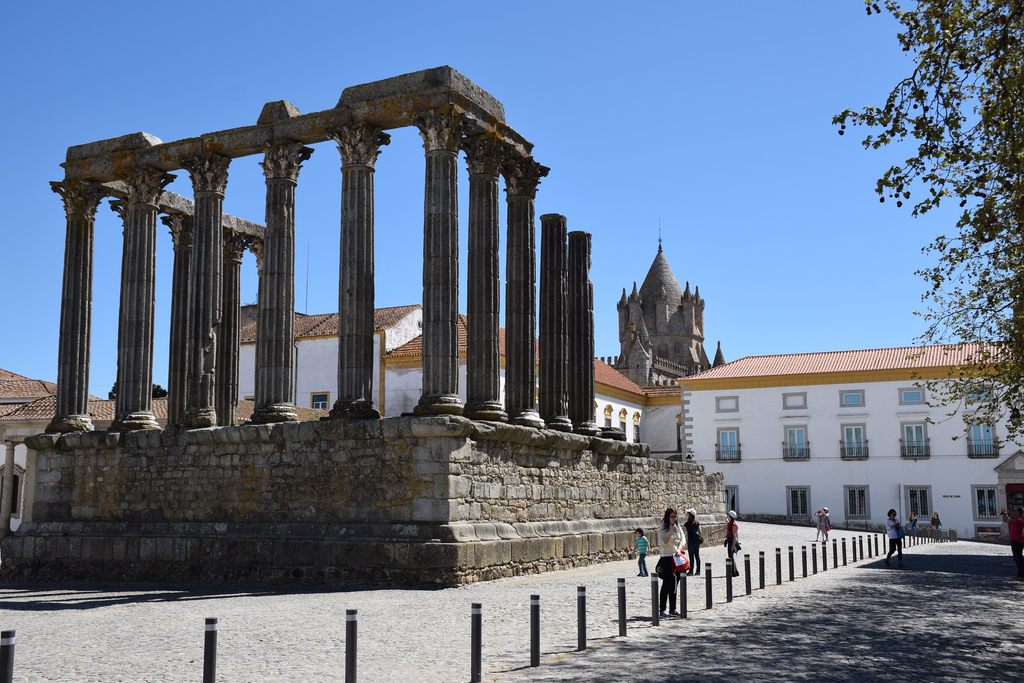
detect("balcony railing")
[900,439,930,458]
[967,440,1000,458]
[782,444,810,460]
[716,445,741,462]
[840,440,869,459]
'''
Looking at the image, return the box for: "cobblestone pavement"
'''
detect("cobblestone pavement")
[0,523,1020,682]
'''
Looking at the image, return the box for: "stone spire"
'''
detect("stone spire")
[713,341,726,367]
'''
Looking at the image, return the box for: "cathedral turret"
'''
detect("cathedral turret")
[713,341,726,367]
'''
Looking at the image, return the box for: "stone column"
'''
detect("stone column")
[539,213,572,431]
[162,213,193,427]
[0,442,15,538]
[180,153,231,428]
[568,231,601,436]
[252,140,313,423]
[216,230,248,426]
[111,167,174,431]
[462,134,506,422]
[414,110,463,416]
[502,157,548,428]
[47,180,106,433]
[329,124,389,420]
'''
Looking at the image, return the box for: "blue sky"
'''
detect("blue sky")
[0,1,949,398]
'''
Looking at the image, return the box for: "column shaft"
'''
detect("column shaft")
[217,233,247,426]
[330,126,388,419]
[181,153,230,428]
[463,136,505,422]
[164,215,193,426]
[47,180,105,433]
[502,158,548,428]
[0,442,15,538]
[568,231,601,436]
[253,140,312,423]
[415,112,463,415]
[112,168,173,431]
[539,213,572,431]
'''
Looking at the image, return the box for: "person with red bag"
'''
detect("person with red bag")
[656,508,685,618]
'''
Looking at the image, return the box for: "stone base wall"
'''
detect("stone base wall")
[1,416,725,586]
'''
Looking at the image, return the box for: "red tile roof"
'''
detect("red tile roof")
[0,396,327,424]
[684,343,998,381]
[240,305,420,344]
[595,358,644,395]
[0,375,57,402]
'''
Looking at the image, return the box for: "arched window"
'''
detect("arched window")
[618,408,628,433]
[633,412,641,443]
[603,404,613,428]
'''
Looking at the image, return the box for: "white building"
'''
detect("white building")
[239,305,682,448]
[679,344,1024,539]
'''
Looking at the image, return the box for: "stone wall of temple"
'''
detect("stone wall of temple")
[2,417,725,585]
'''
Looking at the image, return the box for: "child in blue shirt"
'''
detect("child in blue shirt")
[635,528,650,576]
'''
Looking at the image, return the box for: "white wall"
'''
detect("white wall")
[685,378,1020,538]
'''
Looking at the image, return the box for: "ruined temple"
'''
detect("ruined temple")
[1,68,725,585]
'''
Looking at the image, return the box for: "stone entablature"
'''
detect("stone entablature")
[2,417,725,585]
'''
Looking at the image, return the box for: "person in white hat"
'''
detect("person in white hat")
[717,510,740,577]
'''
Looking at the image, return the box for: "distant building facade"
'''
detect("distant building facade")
[680,344,1024,540]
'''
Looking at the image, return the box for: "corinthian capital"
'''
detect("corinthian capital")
[161,213,193,248]
[108,199,127,223]
[260,139,314,181]
[501,157,550,198]
[180,152,231,195]
[223,229,252,263]
[414,109,463,153]
[120,166,175,205]
[50,179,106,218]
[461,134,504,177]
[330,124,390,168]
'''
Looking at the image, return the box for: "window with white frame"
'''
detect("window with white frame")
[839,390,864,408]
[724,486,739,514]
[787,487,810,516]
[968,423,999,457]
[972,486,999,519]
[906,486,931,517]
[717,428,740,461]
[841,424,867,458]
[845,485,869,519]
[899,387,925,405]
[901,422,929,457]
[311,392,330,410]
[783,426,809,459]
[782,392,807,410]
[716,396,739,413]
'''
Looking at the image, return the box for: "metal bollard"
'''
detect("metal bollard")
[860,536,865,559]
[759,551,766,589]
[679,573,687,619]
[788,546,795,582]
[0,630,14,683]
[775,548,782,585]
[801,545,808,578]
[650,574,660,626]
[577,587,587,651]
[726,559,733,602]
[471,603,482,683]
[812,545,818,574]
[875,535,880,555]
[842,538,848,565]
[617,578,627,637]
[821,542,827,572]
[204,618,217,683]
[345,610,357,683]
[705,563,713,609]
[744,555,752,595]
[833,538,838,568]
[530,596,540,668]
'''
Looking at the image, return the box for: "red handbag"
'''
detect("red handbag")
[672,553,691,573]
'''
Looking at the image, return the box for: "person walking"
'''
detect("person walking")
[931,511,942,539]
[683,508,703,576]
[656,508,685,617]
[814,507,831,543]
[634,528,650,577]
[885,508,905,568]
[1001,507,1024,581]
[717,510,740,577]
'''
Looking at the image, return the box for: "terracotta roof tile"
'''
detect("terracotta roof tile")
[0,396,327,424]
[594,358,644,395]
[240,305,421,344]
[684,343,998,381]
[0,377,57,401]
[0,369,32,382]
[641,384,682,397]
